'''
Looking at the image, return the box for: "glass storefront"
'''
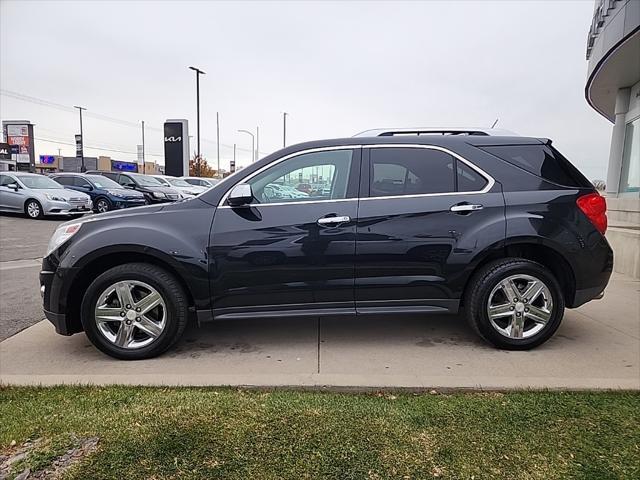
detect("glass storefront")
[620,117,640,195]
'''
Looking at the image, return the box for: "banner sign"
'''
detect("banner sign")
[75,135,83,158]
[39,155,55,164]
[0,143,11,160]
[164,119,189,177]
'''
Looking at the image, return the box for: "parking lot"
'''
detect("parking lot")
[1,212,639,390]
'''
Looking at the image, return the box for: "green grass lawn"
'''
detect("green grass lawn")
[1,387,638,479]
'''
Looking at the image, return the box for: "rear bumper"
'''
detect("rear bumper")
[572,283,608,308]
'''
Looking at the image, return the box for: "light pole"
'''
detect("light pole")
[256,126,259,162]
[238,129,255,163]
[188,66,205,176]
[283,112,288,147]
[141,120,146,174]
[74,105,86,172]
[216,112,220,177]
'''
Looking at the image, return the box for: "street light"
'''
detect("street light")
[73,105,86,172]
[283,112,288,147]
[188,66,205,176]
[238,129,255,163]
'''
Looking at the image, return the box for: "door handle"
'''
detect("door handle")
[317,215,351,226]
[450,203,483,213]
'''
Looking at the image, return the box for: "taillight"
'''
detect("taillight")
[576,192,607,234]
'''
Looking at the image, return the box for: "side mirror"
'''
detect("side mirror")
[228,183,253,206]
[124,184,135,189]
[8,182,19,191]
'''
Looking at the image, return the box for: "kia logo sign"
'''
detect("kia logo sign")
[164,136,182,142]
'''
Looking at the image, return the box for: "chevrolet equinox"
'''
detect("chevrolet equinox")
[41,131,613,359]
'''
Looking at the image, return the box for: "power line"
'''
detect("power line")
[35,137,163,157]
[2,88,270,155]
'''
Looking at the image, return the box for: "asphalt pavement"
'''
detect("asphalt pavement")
[0,214,65,340]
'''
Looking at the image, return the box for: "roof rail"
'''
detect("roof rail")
[352,127,518,137]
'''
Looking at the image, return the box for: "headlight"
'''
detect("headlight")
[153,191,166,198]
[45,194,65,202]
[46,222,82,256]
[107,190,124,198]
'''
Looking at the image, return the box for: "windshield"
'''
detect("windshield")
[86,175,121,189]
[130,174,163,186]
[152,177,171,186]
[166,178,192,188]
[17,175,63,190]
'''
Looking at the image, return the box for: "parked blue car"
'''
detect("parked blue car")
[50,173,147,213]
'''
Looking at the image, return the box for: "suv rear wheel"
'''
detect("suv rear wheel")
[80,263,188,360]
[465,258,565,350]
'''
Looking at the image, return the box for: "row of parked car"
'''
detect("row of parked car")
[0,171,219,219]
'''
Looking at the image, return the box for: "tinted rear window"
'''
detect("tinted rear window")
[480,144,591,188]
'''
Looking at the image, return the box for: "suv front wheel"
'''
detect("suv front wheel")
[80,263,188,360]
[465,258,565,350]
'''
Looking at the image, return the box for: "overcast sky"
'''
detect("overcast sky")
[0,0,612,179]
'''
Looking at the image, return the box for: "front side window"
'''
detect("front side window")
[370,147,455,197]
[0,175,14,187]
[73,177,91,188]
[245,149,354,204]
[118,175,135,187]
[620,117,640,194]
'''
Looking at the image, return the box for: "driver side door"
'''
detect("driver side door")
[209,147,361,319]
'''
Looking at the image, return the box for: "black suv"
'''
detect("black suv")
[41,133,612,359]
[85,171,182,204]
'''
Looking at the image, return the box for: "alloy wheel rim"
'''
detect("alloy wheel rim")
[94,280,167,349]
[27,202,40,217]
[97,200,109,213]
[486,274,553,339]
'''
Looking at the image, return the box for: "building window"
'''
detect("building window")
[620,117,640,195]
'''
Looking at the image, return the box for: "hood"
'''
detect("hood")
[77,203,167,223]
[38,188,90,200]
[108,188,145,198]
[140,185,182,195]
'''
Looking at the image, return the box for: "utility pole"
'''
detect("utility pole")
[256,126,259,162]
[232,143,236,173]
[283,112,288,147]
[216,112,220,177]
[188,66,206,176]
[141,120,146,174]
[74,105,86,172]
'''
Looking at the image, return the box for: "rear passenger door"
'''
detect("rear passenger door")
[355,145,505,314]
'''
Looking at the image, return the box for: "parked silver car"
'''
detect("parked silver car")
[150,175,206,196]
[0,172,92,219]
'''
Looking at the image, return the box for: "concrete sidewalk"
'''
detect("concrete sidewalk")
[1,273,638,390]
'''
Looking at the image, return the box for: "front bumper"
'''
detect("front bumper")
[113,198,147,209]
[40,258,82,336]
[43,199,93,215]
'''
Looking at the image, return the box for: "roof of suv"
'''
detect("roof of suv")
[353,127,518,137]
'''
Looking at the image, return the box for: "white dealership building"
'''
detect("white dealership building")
[585,0,640,277]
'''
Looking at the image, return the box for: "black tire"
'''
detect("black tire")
[81,263,189,360]
[24,199,44,219]
[94,197,112,213]
[464,258,565,350]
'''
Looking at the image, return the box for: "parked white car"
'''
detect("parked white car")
[150,175,206,197]
[0,172,92,219]
[181,176,219,189]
